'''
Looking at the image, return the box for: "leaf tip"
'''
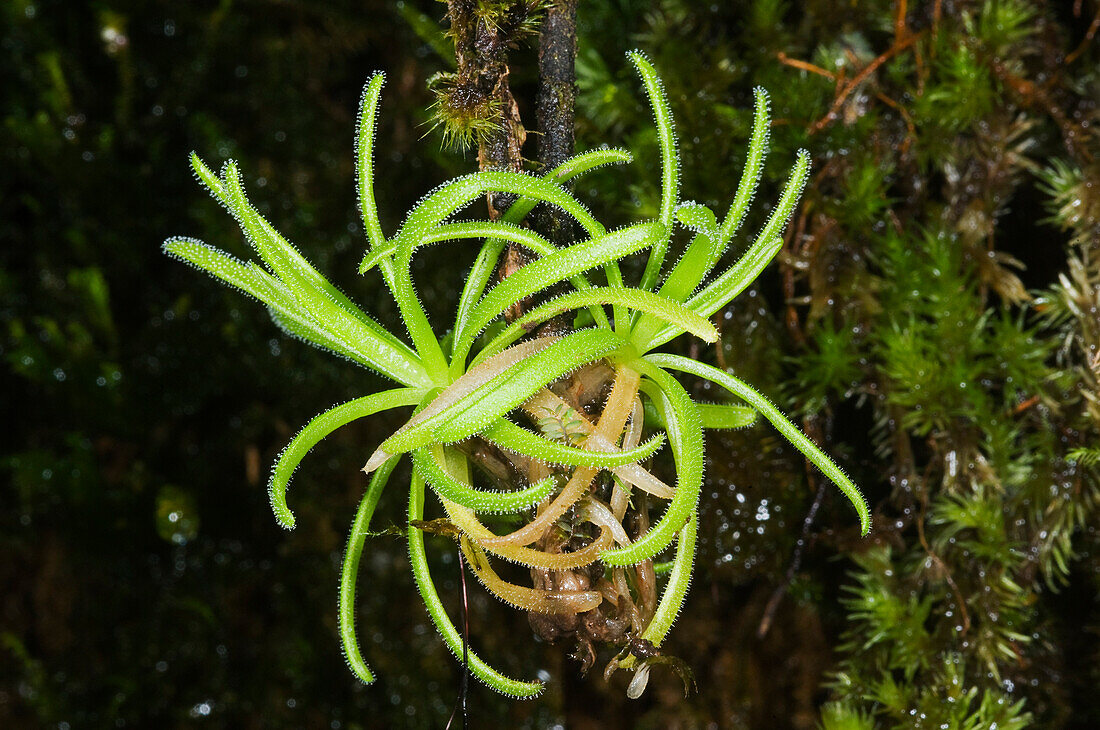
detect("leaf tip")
[270,496,297,530]
[363,447,392,475]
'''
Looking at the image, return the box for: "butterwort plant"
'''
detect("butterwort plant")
[165,52,870,699]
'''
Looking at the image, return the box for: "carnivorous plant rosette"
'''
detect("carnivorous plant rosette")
[165,52,870,698]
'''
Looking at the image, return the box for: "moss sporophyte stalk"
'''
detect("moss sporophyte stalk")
[165,52,870,698]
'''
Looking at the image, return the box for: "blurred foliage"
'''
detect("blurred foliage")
[2,0,1099,728]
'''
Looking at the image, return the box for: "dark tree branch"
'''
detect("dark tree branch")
[531,0,578,254]
[522,0,579,330]
[536,0,578,183]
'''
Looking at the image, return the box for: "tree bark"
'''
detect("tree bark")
[533,0,579,248]
[445,0,526,218]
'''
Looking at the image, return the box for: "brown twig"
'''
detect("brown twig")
[893,0,909,44]
[776,52,836,81]
[809,31,923,135]
[1012,394,1041,416]
[988,58,1093,163]
[525,0,579,333]
[1065,6,1100,66]
[535,0,577,183]
[778,51,916,153]
[445,1,530,320]
[915,40,927,95]
[445,1,527,203]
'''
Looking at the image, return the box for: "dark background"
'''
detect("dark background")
[3,1,1099,728]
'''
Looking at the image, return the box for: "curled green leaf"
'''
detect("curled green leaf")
[412,445,556,514]
[454,223,665,364]
[339,454,400,684]
[476,286,717,366]
[407,471,544,698]
[648,353,871,535]
[270,388,424,528]
[600,362,704,566]
[629,50,680,291]
[481,417,666,469]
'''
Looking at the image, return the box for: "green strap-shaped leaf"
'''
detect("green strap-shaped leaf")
[442,226,609,374]
[390,170,605,252]
[362,149,632,277]
[641,513,696,649]
[412,445,556,514]
[450,149,631,347]
[279,290,431,387]
[453,223,665,364]
[716,87,771,252]
[601,362,704,566]
[269,388,425,528]
[355,73,400,293]
[452,238,508,363]
[738,148,810,269]
[285,289,433,387]
[358,217,604,378]
[692,150,810,316]
[685,238,782,317]
[674,202,720,240]
[339,454,400,685]
[190,151,232,206]
[364,149,632,275]
[365,338,559,474]
[629,203,721,347]
[697,403,757,429]
[643,150,810,351]
[266,304,378,367]
[386,171,612,378]
[164,238,398,372]
[184,156,431,386]
[164,237,279,303]
[194,153,398,341]
[504,147,632,224]
[629,51,680,292]
[647,353,871,535]
[475,286,717,366]
[220,161,400,340]
[384,329,626,456]
[630,88,770,342]
[407,471,544,698]
[481,418,666,469]
[360,220,558,276]
[662,203,721,299]
[221,160,300,280]
[356,73,389,253]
